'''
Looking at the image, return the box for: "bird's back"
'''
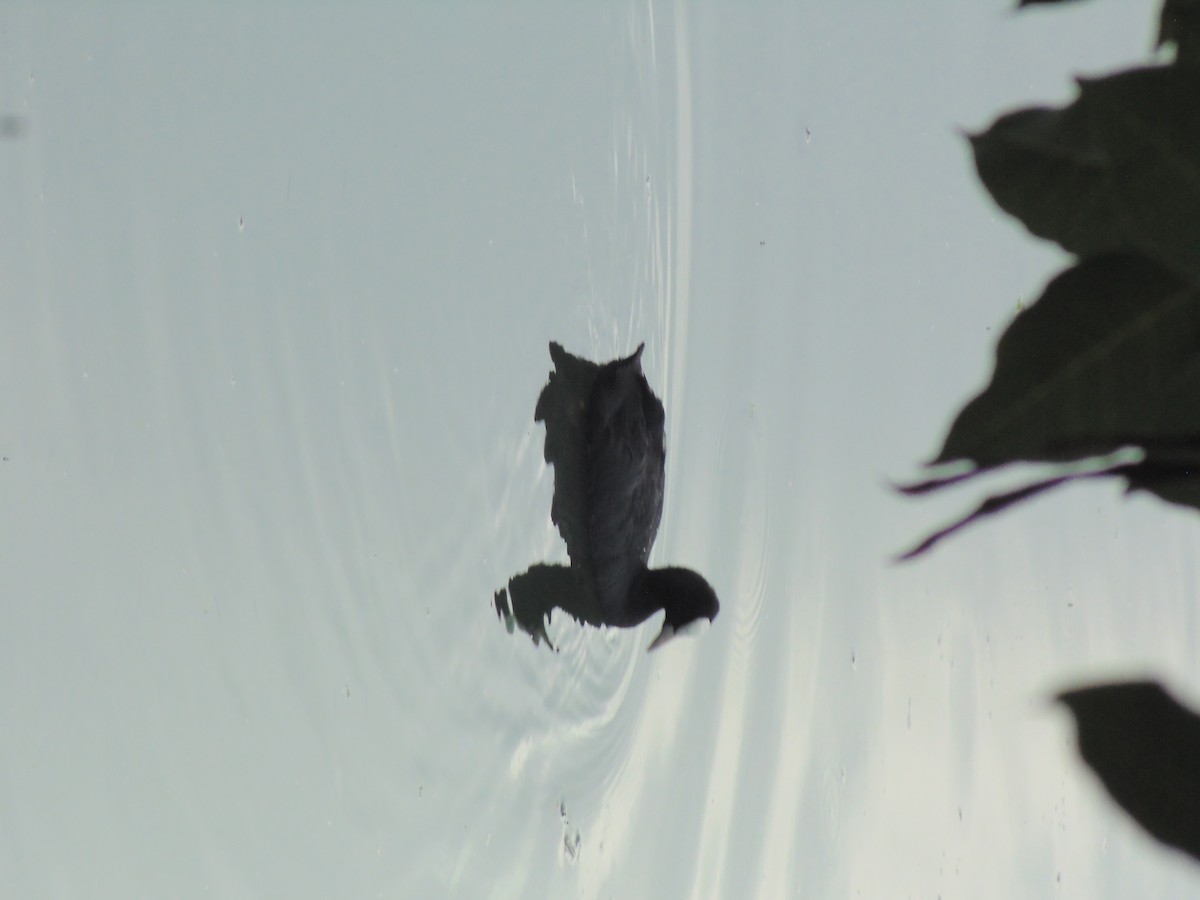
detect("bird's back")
[585,346,666,623]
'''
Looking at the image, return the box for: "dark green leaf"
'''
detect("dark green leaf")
[970,67,1200,285]
[893,466,982,496]
[1160,0,1200,62]
[896,470,1087,561]
[896,451,1200,559]
[935,253,1200,468]
[1125,452,1200,508]
[1059,681,1200,862]
[1082,68,1200,285]
[970,102,1119,260]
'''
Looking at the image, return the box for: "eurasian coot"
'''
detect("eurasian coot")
[586,344,719,649]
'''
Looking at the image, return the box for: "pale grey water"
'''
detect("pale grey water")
[3,2,1198,897]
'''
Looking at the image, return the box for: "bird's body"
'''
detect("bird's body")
[585,345,666,624]
[583,344,718,647]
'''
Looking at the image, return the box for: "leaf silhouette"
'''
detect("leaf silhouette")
[935,253,1200,469]
[896,467,1111,561]
[1059,681,1200,862]
[899,252,1200,559]
[971,67,1200,286]
[902,9,1200,555]
[970,96,1117,258]
[1160,0,1200,62]
[1083,69,1200,286]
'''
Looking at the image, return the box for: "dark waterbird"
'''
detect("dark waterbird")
[495,342,718,651]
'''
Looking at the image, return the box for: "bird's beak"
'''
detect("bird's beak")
[647,618,711,651]
[647,624,676,651]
